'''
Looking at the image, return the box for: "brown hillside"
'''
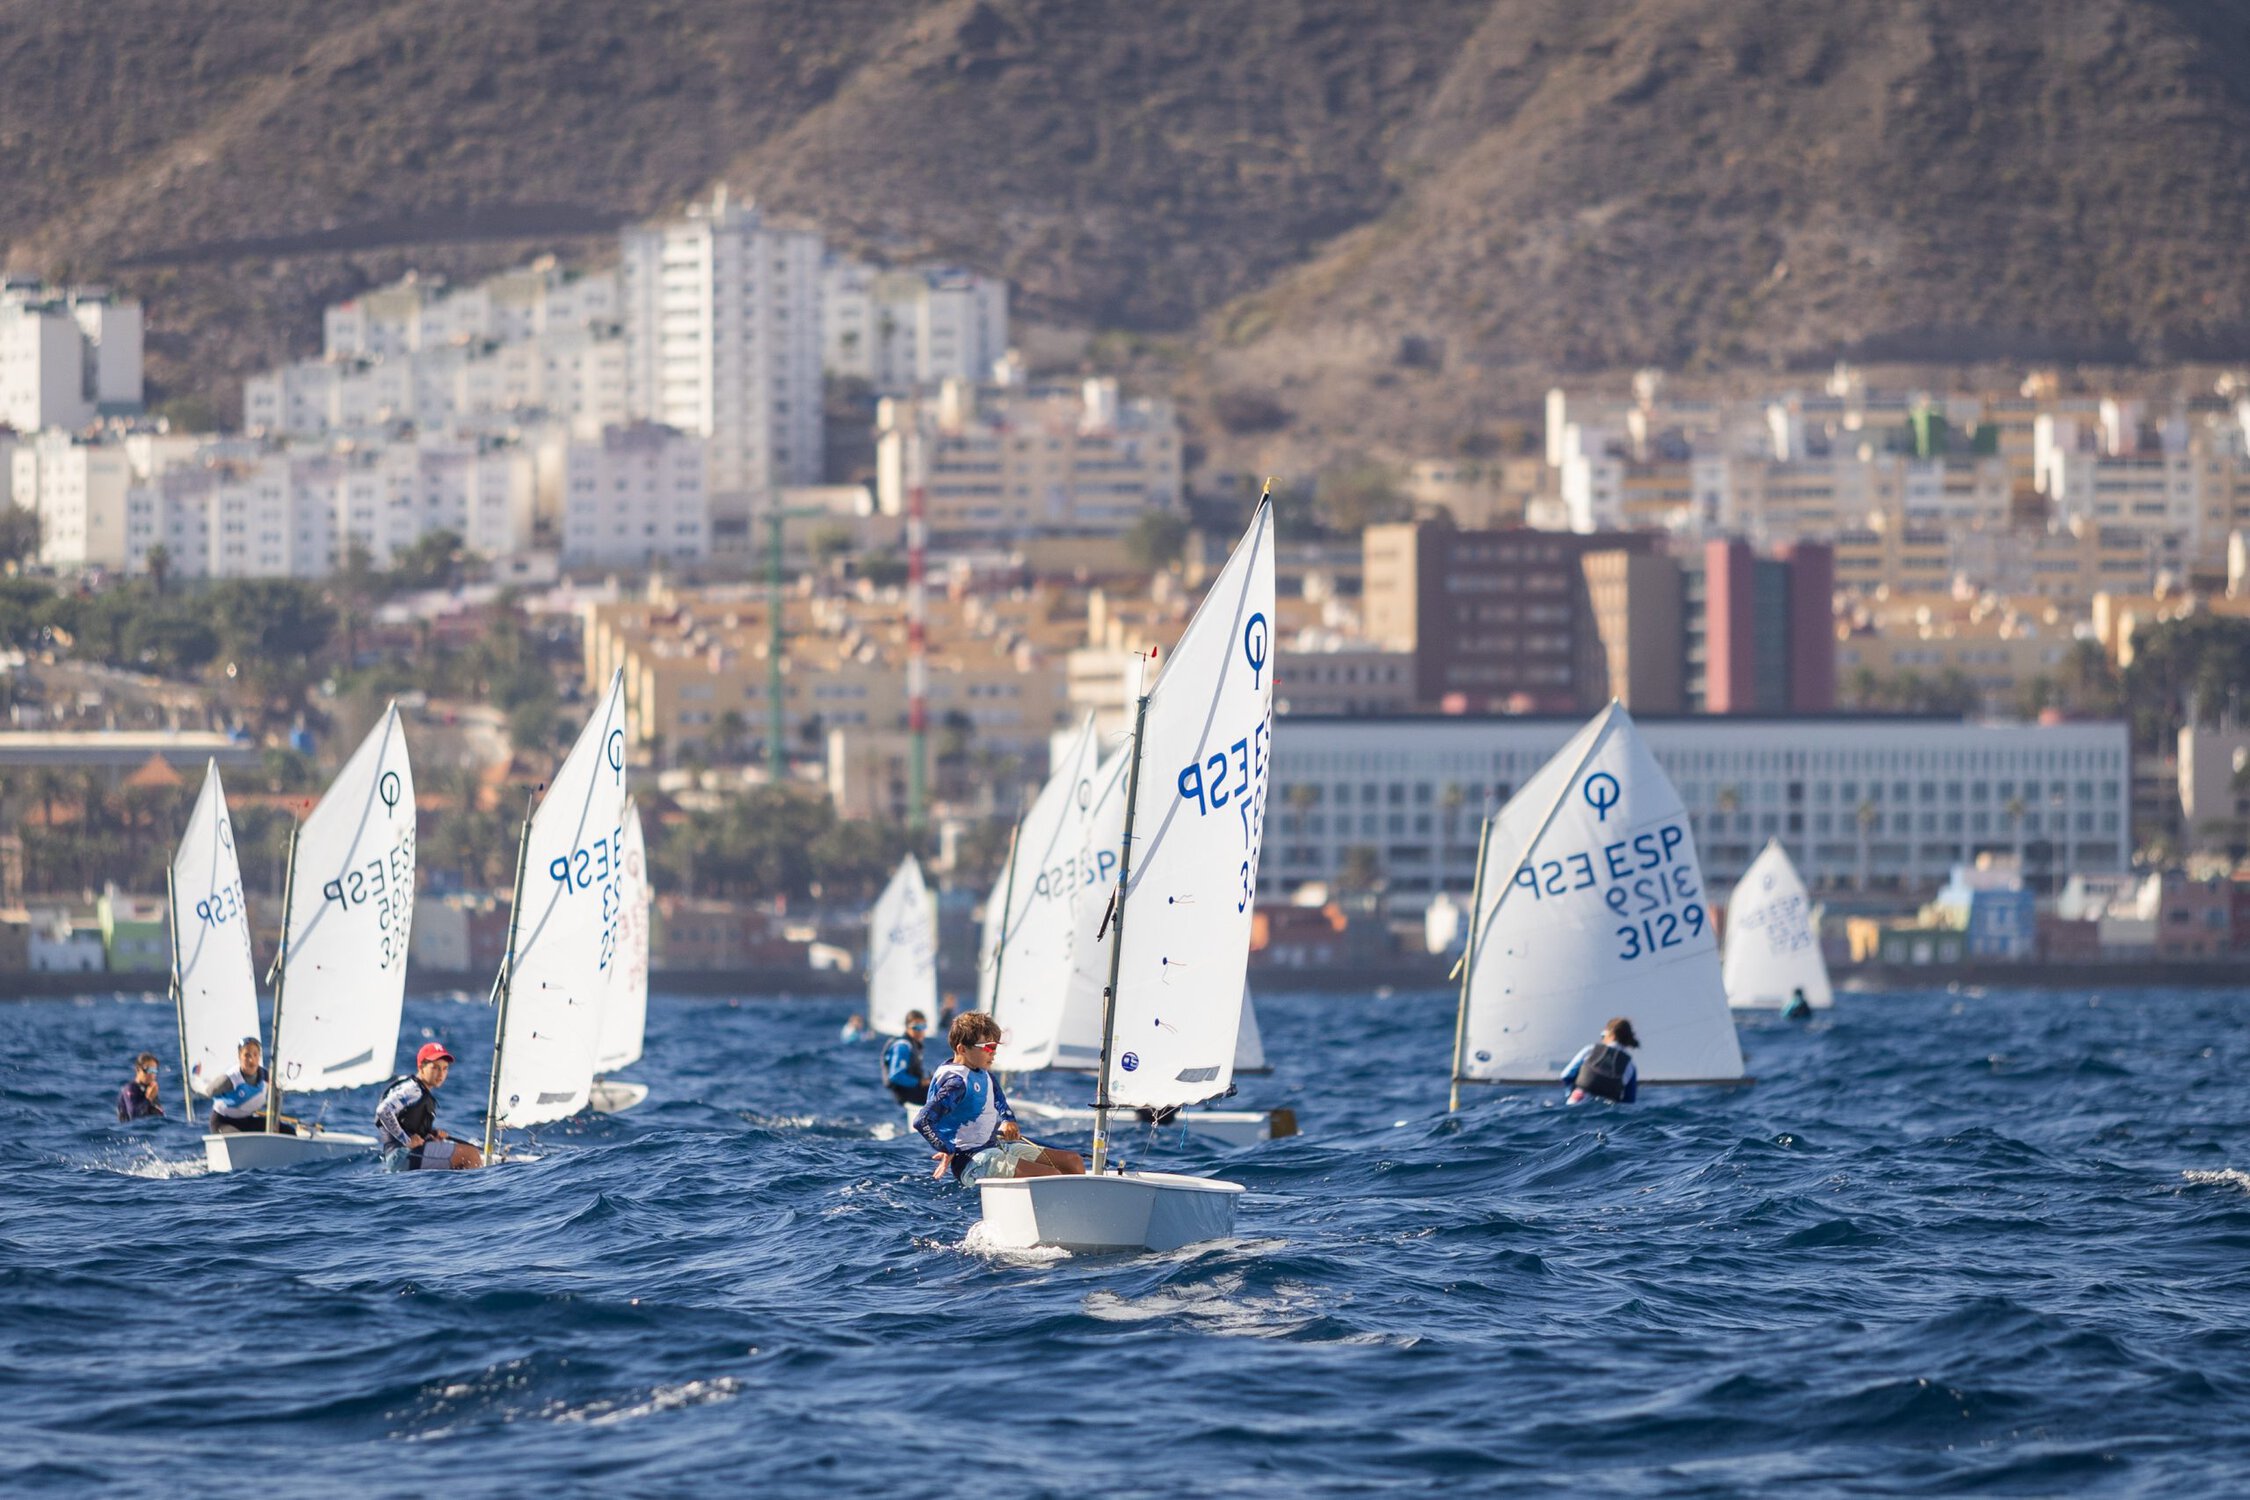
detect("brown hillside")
[7,1,2250,468]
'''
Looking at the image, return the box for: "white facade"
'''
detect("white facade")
[12,432,133,569]
[0,283,143,431]
[621,189,823,547]
[1267,716,2133,900]
[874,377,1182,535]
[823,258,1008,391]
[543,423,710,565]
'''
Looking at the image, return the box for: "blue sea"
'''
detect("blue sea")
[4,985,2248,1496]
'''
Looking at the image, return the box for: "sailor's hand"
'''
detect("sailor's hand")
[995,1120,1022,1143]
[930,1153,950,1180]
[407,1134,425,1148]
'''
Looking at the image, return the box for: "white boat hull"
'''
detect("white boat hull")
[978,1170,1244,1253]
[203,1129,380,1172]
[588,1080,649,1114]
[1011,1099,1294,1150]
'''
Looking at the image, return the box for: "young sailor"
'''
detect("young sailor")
[208,1038,294,1134]
[882,1011,930,1106]
[374,1043,483,1171]
[1561,1018,1641,1104]
[1781,987,1814,1020]
[913,1012,1084,1184]
[116,1052,165,1121]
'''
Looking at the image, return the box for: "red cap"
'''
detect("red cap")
[417,1042,455,1067]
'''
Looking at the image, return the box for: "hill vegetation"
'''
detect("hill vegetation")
[8,0,2250,471]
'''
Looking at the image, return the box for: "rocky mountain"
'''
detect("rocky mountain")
[8,0,2250,472]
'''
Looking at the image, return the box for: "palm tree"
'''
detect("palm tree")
[2004,796,2027,867]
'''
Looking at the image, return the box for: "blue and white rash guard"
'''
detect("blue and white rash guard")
[209,1067,268,1123]
[913,1063,1014,1171]
[881,1035,923,1089]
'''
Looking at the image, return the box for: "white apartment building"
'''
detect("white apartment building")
[321,264,619,360]
[540,422,710,566]
[620,189,823,552]
[0,281,143,431]
[247,330,629,439]
[11,432,133,569]
[1266,715,2132,900]
[874,377,1182,535]
[822,258,1008,391]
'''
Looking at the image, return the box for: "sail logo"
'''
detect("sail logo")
[1582,773,1621,821]
[1243,612,1269,691]
[1120,1051,1140,1072]
[378,771,403,812]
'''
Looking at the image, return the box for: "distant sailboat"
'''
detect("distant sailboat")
[589,799,652,1113]
[209,706,417,1170]
[1450,702,1750,1106]
[867,854,938,1041]
[978,489,1276,1253]
[483,670,631,1161]
[1723,838,1833,1011]
[169,761,261,1153]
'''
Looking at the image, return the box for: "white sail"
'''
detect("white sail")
[493,670,631,1129]
[1723,838,1833,1010]
[867,855,937,1037]
[1051,745,1131,1073]
[974,852,1007,1016]
[1103,499,1276,1111]
[990,715,1104,1072]
[595,800,651,1070]
[1459,703,1747,1086]
[172,760,260,1097]
[1233,987,1268,1074]
[273,705,416,1094]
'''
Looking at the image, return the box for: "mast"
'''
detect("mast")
[481,795,537,1163]
[1447,815,1493,1114]
[264,821,301,1133]
[1451,707,1621,1097]
[986,818,1021,1070]
[1090,675,1154,1176]
[166,867,190,1130]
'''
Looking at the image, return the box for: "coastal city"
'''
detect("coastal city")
[3,190,2247,984]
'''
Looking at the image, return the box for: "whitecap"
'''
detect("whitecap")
[1081,1271,1322,1337]
[87,1149,209,1179]
[2181,1168,2250,1194]
[553,1377,745,1426]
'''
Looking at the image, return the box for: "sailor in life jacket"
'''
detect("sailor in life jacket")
[881,1011,929,1106]
[373,1042,483,1171]
[208,1036,294,1134]
[1561,1018,1641,1104]
[911,1012,1085,1184]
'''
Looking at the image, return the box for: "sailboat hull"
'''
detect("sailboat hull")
[203,1129,380,1172]
[588,1080,649,1114]
[1009,1099,1293,1150]
[977,1170,1243,1253]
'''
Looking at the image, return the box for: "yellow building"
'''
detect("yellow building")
[1833,512,1952,595]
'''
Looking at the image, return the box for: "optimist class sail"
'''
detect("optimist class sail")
[1457,702,1747,1087]
[490,670,631,1132]
[172,760,260,1097]
[272,705,416,1094]
[1723,838,1833,1010]
[867,855,937,1037]
[989,714,1104,1073]
[1101,498,1276,1112]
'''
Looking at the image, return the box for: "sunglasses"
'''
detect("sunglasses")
[967,1040,998,1052]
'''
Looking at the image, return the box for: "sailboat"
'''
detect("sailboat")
[1449,702,1750,1106]
[985,730,1288,1149]
[589,799,653,1112]
[169,761,261,1159]
[977,489,1276,1253]
[482,670,631,1162]
[868,852,938,1050]
[208,706,417,1170]
[1723,837,1833,1011]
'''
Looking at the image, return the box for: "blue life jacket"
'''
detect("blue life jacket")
[916,1063,1005,1155]
[882,1035,924,1088]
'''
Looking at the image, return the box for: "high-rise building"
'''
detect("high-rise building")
[1689,539,1835,714]
[620,189,824,556]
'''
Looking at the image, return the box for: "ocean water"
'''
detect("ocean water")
[3,985,2248,1497]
